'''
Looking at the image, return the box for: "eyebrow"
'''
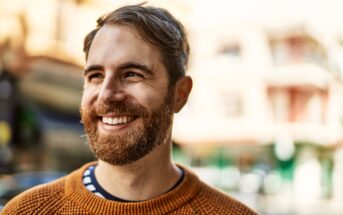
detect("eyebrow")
[83,65,104,76]
[83,62,154,76]
[118,62,154,76]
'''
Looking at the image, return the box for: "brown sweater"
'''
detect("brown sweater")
[1,162,258,214]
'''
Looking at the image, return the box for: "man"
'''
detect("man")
[2,4,257,215]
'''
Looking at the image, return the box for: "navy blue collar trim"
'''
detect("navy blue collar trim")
[83,164,185,202]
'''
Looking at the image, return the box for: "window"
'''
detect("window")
[270,35,327,68]
[268,87,326,124]
[218,43,241,63]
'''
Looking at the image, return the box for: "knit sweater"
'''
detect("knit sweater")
[1,162,258,215]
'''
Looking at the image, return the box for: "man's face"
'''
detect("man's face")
[80,24,174,165]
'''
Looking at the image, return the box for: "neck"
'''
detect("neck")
[94,139,181,201]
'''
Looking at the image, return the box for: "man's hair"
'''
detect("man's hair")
[83,4,189,86]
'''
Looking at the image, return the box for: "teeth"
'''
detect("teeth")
[113,118,119,124]
[102,116,133,125]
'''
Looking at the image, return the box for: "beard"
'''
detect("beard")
[80,96,173,166]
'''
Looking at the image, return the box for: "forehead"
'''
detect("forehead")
[86,24,163,69]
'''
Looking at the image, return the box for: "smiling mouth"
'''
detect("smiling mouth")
[101,115,138,126]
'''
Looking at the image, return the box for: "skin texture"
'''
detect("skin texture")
[80,24,192,201]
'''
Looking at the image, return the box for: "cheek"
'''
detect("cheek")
[81,87,98,108]
[80,95,88,110]
[129,84,169,109]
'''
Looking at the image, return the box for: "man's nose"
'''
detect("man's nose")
[98,75,126,104]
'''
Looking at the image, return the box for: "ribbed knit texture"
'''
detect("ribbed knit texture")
[1,162,258,214]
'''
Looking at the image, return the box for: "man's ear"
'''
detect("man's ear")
[173,76,193,113]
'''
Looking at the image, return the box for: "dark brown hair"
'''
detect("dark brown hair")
[83,4,189,86]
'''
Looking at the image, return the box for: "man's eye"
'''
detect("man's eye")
[87,73,103,81]
[123,72,144,80]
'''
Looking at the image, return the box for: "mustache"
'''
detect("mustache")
[91,101,149,117]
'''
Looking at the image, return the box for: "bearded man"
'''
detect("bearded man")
[2,4,257,215]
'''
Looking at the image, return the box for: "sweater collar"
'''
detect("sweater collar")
[65,162,202,214]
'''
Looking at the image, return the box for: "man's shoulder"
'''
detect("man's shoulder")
[192,181,258,215]
[1,175,67,214]
[178,165,258,214]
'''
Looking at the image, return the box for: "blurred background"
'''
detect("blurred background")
[1,0,343,214]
